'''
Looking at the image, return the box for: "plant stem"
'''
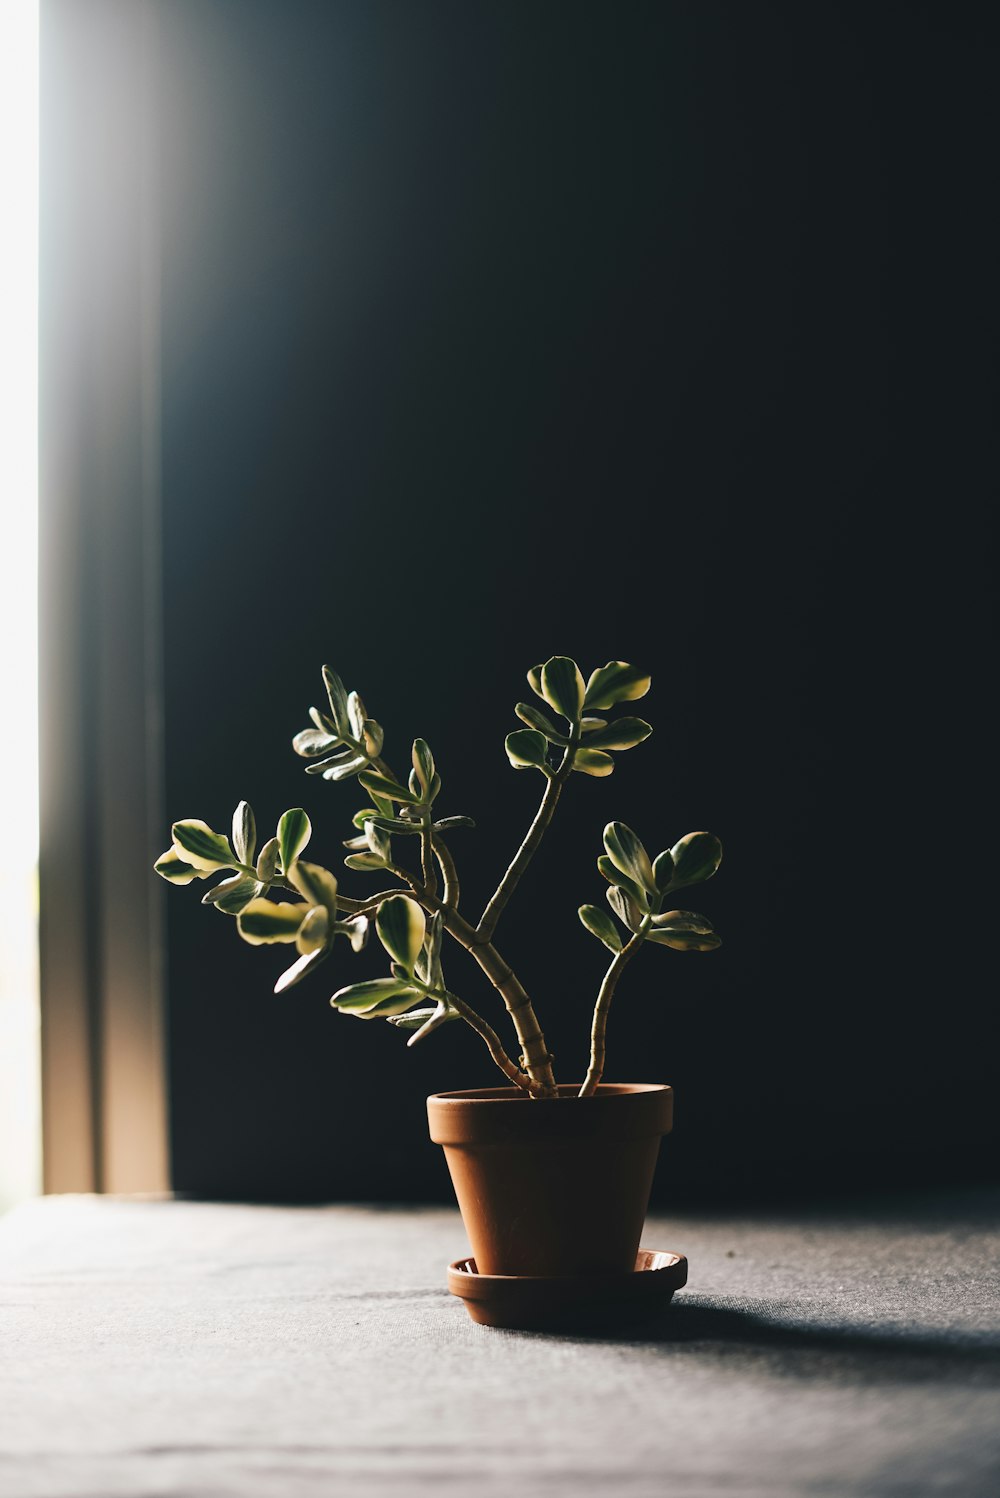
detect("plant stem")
[419,814,438,899]
[475,738,578,942]
[431,832,460,908]
[578,919,651,1097]
[426,988,539,1095]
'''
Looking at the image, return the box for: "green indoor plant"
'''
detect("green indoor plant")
[156,656,722,1322]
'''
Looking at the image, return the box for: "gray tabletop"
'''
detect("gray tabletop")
[1,1190,998,1497]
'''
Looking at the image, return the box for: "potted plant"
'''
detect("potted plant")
[156,656,722,1327]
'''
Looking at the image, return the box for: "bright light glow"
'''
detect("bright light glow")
[0,0,40,1211]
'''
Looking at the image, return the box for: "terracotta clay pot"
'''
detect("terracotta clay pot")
[426,1082,673,1278]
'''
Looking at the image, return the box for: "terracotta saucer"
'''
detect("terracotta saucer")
[447,1248,688,1331]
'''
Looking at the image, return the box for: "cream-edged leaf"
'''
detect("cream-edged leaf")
[344,852,387,872]
[606,883,644,932]
[652,849,674,893]
[171,819,236,872]
[256,837,280,883]
[646,927,722,951]
[580,717,652,751]
[652,909,715,933]
[504,729,549,770]
[287,860,338,917]
[202,874,261,914]
[154,848,211,884]
[236,899,307,945]
[597,854,649,909]
[669,831,723,889]
[527,662,545,699]
[603,822,656,892]
[411,739,436,797]
[232,802,257,865]
[274,946,331,994]
[514,702,569,744]
[322,665,351,735]
[540,656,585,721]
[375,894,426,973]
[583,661,651,712]
[578,904,623,952]
[358,770,419,804]
[295,904,329,955]
[277,808,311,870]
[293,727,340,758]
[331,977,422,1015]
[572,748,615,777]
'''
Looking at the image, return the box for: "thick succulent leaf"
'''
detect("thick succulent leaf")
[375,894,426,972]
[343,834,369,851]
[597,854,649,910]
[603,822,656,892]
[355,990,428,1019]
[362,720,384,758]
[308,706,340,736]
[331,977,422,1015]
[202,874,261,915]
[411,739,435,797]
[580,717,653,751]
[344,852,387,872]
[387,1005,451,1031]
[365,820,392,862]
[232,802,257,865]
[358,770,419,804]
[316,754,369,782]
[273,946,330,994]
[583,661,652,712]
[572,748,615,777]
[580,716,607,732]
[652,849,674,893]
[433,816,475,831]
[346,690,368,739]
[540,656,585,721]
[403,1001,456,1046]
[505,729,549,770]
[277,808,311,870]
[351,806,380,830]
[287,859,338,917]
[578,904,623,952]
[293,727,340,758]
[646,927,722,951]
[371,791,395,819]
[669,831,723,888]
[427,771,442,802]
[171,819,236,872]
[295,904,329,955]
[236,898,307,945]
[322,665,351,735]
[606,883,644,933]
[514,702,569,744]
[416,910,445,989]
[256,837,280,883]
[652,909,715,933]
[153,848,210,884]
[526,663,545,699]
[334,915,370,952]
[363,815,421,836]
[408,769,421,797]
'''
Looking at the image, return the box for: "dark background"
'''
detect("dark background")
[157,1,995,1205]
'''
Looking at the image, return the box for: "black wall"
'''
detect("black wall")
[159,1,996,1204]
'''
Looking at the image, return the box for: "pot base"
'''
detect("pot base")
[447,1247,688,1331]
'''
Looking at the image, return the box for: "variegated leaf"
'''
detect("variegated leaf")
[433,816,475,831]
[514,702,569,744]
[603,822,656,892]
[652,909,715,933]
[277,808,311,870]
[607,883,644,932]
[358,770,418,804]
[362,720,384,758]
[583,661,652,711]
[364,816,422,836]
[232,802,257,865]
[331,977,421,1014]
[646,927,721,951]
[365,820,392,862]
[315,754,369,781]
[670,831,723,888]
[293,727,340,758]
[236,898,307,945]
[346,690,368,739]
[202,874,261,915]
[540,656,585,720]
[171,819,236,872]
[375,894,426,973]
[597,854,649,909]
[652,849,674,893]
[274,946,331,994]
[505,729,549,770]
[527,662,545,699]
[287,860,338,917]
[295,904,329,955]
[256,837,280,883]
[352,806,381,829]
[580,717,652,751]
[334,915,370,952]
[572,748,615,777]
[344,852,387,872]
[322,665,351,735]
[411,739,435,797]
[578,904,623,952]
[342,834,369,852]
[308,705,340,736]
[154,848,210,884]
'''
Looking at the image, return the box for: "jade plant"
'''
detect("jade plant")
[155,657,722,1098]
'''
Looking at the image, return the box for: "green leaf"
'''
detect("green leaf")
[363,815,422,836]
[236,899,307,945]
[597,854,649,910]
[669,831,723,889]
[322,665,351,735]
[256,837,280,883]
[153,848,210,885]
[295,904,329,955]
[362,720,384,758]
[505,729,550,770]
[308,706,339,736]
[346,690,369,739]
[387,1005,453,1031]
[171,819,236,872]
[411,739,436,797]
[578,904,623,952]
[603,822,656,892]
[344,852,387,872]
[365,820,393,863]
[293,727,340,758]
[572,748,615,777]
[514,702,569,744]
[417,909,445,989]
[540,656,585,721]
[375,894,426,973]
[580,716,607,731]
[652,909,715,933]
[433,816,476,831]
[646,926,722,951]
[583,661,652,712]
[334,915,370,952]
[580,717,653,751]
[527,663,545,699]
[274,946,331,994]
[311,753,369,781]
[202,875,261,915]
[287,860,338,917]
[277,808,311,870]
[606,884,644,933]
[352,806,380,829]
[652,850,674,893]
[331,977,422,1015]
[232,801,257,865]
[358,770,419,804]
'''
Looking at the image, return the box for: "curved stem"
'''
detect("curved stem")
[475,738,578,942]
[426,988,538,1095]
[431,832,460,908]
[419,815,438,899]
[578,919,651,1097]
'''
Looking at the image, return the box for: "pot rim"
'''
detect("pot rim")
[428,1082,670,1104]
[427,1082,673,1145]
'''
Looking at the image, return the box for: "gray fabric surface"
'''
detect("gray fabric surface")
[1,1191,998,1498]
